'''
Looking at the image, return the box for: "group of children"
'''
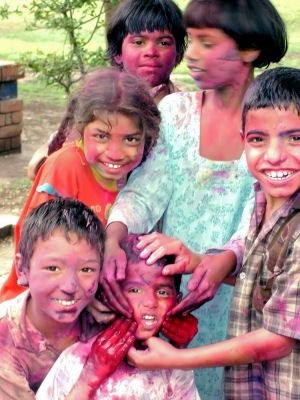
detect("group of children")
[0,0,299,399]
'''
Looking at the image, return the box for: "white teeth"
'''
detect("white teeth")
[143,315,155,320]
[105,163,121,169]
[142,315,156,326]
[56,299,76,306]
[266,170,294,180]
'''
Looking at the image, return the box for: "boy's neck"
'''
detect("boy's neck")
[264,193,294,221]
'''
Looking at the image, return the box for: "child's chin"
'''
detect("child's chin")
[135,333,151,341]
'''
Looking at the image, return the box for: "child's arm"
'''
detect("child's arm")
[36,318,137,400]
[128,327,295,370]
[67,318,136,400]
[98,222,132,317]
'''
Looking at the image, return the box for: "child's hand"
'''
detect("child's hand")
[87,297,116,325]
[162,314,198,348]
[87,317,137,384]
[170,251,237,315]
[100,240,133,317]
[128,337,180,370]
[137,232,202,274]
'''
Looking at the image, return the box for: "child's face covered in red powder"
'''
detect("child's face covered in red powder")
[121,261,177,340]
[115,29,178,88]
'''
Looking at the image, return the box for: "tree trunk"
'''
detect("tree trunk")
[103,0,122,26]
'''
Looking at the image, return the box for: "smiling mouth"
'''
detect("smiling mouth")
[103,162,122,169]
[188,66,204,73]
[142,315,157,326]
[264,170,297,180]
[55,299,77,307]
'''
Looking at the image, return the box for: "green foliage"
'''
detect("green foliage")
[0,3,11,19]
[13,0,117,93]
[20,47,108,94]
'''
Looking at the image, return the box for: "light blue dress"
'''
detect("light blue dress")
[109,91,255,400]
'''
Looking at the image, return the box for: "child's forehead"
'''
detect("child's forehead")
[125,260,173,284]
[245,106,300,129]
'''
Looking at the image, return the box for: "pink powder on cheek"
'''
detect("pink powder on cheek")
[86,279,99,295]
[204,45,249,88]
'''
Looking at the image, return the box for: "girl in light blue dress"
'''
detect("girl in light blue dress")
[100,1,288,399]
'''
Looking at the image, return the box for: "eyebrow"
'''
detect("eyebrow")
[128,33,174,40]
[245,128,300,138]
[122,281,175,289]
[93,128,143,137]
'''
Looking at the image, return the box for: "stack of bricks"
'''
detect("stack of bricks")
[0,60,24,154]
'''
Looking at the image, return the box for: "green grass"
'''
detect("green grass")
[1,0,299,101]
[18,78,67,107]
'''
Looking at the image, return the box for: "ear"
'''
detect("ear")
[114,54,123,66]
[175,52,182,66]
[240,129,245,141]
[239,49,260,64]
[15,253,29,287]
[176,292,183,304]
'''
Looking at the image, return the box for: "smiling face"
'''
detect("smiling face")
[185,27,253,90]
[121,261,177,341]
[17,229,101,332]
[244,107,300,211]
[114,29,178,87]
[83,112,145,181]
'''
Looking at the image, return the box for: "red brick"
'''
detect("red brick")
[0,61,24,82]
[0,123,22,139]
[5,113,12,125]
[11,111,22,124]
[0,98,23,113]
[0,135,21,153]
[0,114,5,126]
[10,134,22,149]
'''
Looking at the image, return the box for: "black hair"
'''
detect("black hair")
[242,67,300,132]
[18,198,105,271]
[106,0,186,67]
[183,0,287,68]
[119,234,181,293]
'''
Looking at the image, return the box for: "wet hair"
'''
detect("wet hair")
[49,67,161,163]
[119,234,181,293]
[183,0,287,68]
[242,67,300,132]
[106,0,186,67]
[18,198,105,271]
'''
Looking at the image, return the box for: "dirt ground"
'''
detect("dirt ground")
[0,101,63,211]
[0,100,63,279]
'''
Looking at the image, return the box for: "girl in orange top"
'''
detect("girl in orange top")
[0,67,160,301]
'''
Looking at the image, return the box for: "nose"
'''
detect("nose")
[144,42,159,57]
[143,291,158,309]
[105,141,124,161]
[264,139,287,164]
[185,40,200,62]
[60,271,78,294]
